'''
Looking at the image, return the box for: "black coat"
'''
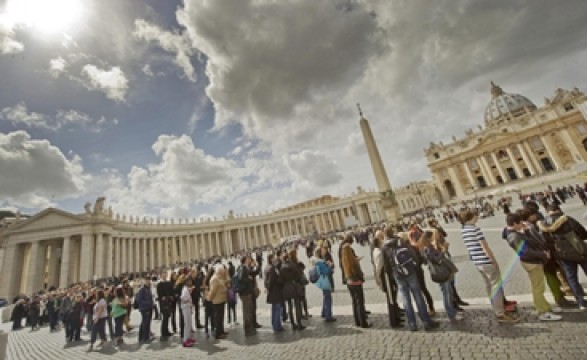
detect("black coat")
[280,260,301,300]
[265,265,284,304]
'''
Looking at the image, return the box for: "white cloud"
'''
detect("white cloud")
[0,102,117,132]
[0,20,24,54]
[142,64,154,77]
[133,19,196,82]
[49,56,67,77]
[0,102,47,128]
[81,64,129,102]
[286,150,342,188]
[0,131,88,208]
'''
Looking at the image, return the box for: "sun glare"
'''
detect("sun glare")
[3,0,84,34]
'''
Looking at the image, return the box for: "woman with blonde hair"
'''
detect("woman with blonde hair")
[400,231,435,316]
[420,231,462,321]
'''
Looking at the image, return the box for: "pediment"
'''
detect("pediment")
[469,131,513,150]
[8,208,86,232]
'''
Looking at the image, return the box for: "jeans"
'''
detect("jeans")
[90,317,107,344]
[560,259,587,306]
[271,303,283,331]
[139,309,152,342]
[347,284,367,327]
[416,266,435,311]
[476,263,505,316]
[193,298,201,326]
[114,315,124,338]
[227,301,237,324]
[204,300,214,334]
[322,290,333,320]
[439,281,457,319]
[160,301,171,336]
[85,312,93,332]
[396,274,432,328]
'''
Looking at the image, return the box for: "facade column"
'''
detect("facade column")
[105,235,113,277]
[95,233,104,278]
[541,135,562,170]
[163,237,169,266]
[490,152,508,183]
[148,238,155,270]
[506,147,523,179]
[171,236,178,266]
[194,234,201,260]
[206,233,212,256]
[523,141,543,174]
[47,244,61,288]
[130,237,136,273]
[113,237,120,275]
[0,245,20,299]
[25,242,41,294]
[517,143,536,176]
[79,234,93,282]
[59,237,71,288]
[141,238,147,270]
[560,128,584,162]
[179,235,185,262]
[253,226,259,248]
[121,238,127,273]
[478,155,495,186]
[463,160,477,190]
[447,166,465,197]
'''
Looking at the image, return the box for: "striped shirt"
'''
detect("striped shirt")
[461,224,493,266]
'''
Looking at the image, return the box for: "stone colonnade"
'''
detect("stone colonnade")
[0,199,384,298]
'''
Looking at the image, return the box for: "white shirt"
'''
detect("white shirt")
[372,247,383,287]
[180,286,192,309]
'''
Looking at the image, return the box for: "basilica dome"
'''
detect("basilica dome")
[484,82,536,126]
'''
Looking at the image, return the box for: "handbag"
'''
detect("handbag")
[554,231,586,262]
[427,254,454,283]
[316,275,332,291]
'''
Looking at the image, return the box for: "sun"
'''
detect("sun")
[3,0,84,34]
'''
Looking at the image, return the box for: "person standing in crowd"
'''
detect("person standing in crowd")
[341,233,371,328]
[265,253,285,332]
[428,219,468,310]
[505,212,562,321]
[84,290,96,334]
[226,269,238,328]
[202,267,215,337]
[157,271,174,340]
[191,267,205,329]
[237,255,260,336]
[420,231,463,322]
[122,281,134,332]
[386,228,439,331]
[111,287,129,345]
[135,277,155,343]
[524,201,573,307]
[180,278,196,347]
[313,247,336,322]
[208,264,229,340]
[321,244,336,291]
[280,251,305,331]
[400,231,436,317]
[538,204,587,310]
[88,290,108,351]
[59,292,73,339]
[70,294,83,342]
[291,250,311,320]
[460,210,520,323]
[168,272,178,334]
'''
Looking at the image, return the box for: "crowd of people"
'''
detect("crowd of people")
[7,182,587,352]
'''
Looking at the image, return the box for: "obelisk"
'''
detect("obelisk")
[358,104,401,222]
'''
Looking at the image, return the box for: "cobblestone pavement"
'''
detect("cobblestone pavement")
[2,196,587,359]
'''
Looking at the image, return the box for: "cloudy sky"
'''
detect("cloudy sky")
[1,0,587,219]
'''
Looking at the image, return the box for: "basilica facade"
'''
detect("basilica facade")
[426,83,587,200]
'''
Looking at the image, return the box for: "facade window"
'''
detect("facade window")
[433,152,440,159]
[563,103,574,111]
[467,159,478,170]
[497,149,508,159]
[577,123,587,135]
[401,200,406,211]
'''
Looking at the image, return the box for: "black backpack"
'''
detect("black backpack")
[391,245,417,278]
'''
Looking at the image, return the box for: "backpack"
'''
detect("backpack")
[308,266,319,284]
[232,266,249,294]
[391,246,416,278]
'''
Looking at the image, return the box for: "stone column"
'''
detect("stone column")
[0,245,21,299]
[490,152,508,183]
[113,237,120,275]
[25,242,43,294]
[135,238,141,272]
[523,141,543,174]
[46,244,61,288]
[79,234,93,282]
[170,236,177,265]
[105,235,113,277]
[194,234,201,261]
[541,135,562,170]
[447,166,465,197]
[95,233,104,278]
[163,237,169,266]
[479,155,496,186]
[517,143,536,176]
[560,128,583,162]
[206,233,212,256]
[59,237,71,288]
[506,147,523,179]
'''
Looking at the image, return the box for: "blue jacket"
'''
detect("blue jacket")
[135,285,153,311]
